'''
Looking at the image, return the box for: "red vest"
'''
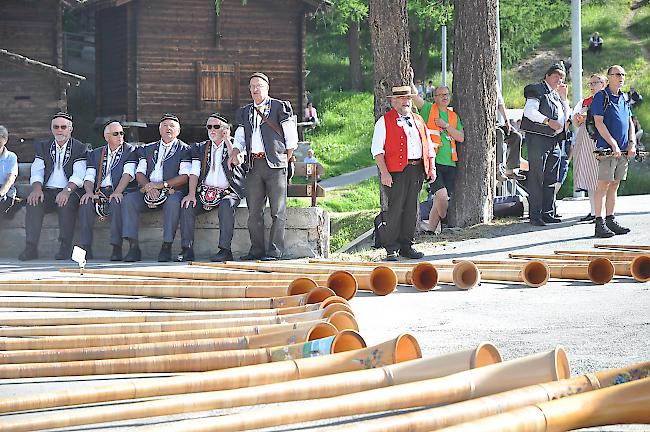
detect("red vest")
[383,109,431,174]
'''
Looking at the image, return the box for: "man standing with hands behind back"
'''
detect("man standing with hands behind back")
[229,72,298,261]
[372,85,436,261]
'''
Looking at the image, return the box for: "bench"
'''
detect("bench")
[288,162,326,207]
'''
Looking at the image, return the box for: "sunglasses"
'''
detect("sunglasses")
[110,131,125,136]
[206,124,223,130]
[52,125,68,130]
[608,72,625,77]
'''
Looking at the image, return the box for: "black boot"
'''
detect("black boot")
[55,242,72,260]
[176,246,195,262]
[158,242,172,262]
[18,243,38,261]
[594,217,615,238]
[110,244,123,261]
[123,239,141,262]
[211,248,233,262]
[605,215,630,235]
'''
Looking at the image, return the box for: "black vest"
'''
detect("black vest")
[34,137,89,184]
[235,97,294,169]
[192,140,246,200]
[87,143,138,192]
[521,81,561,137]
[139,139,191,189]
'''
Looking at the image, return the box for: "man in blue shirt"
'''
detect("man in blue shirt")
[592,65,637,237]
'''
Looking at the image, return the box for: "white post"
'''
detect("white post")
[441,25,447,86]
[571,0,584,198]
[495,0,502,90]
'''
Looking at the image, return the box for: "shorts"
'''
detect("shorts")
[558,156,569,185]
[429,163,457,196]
[597,155,629,182]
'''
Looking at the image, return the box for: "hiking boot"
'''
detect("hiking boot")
[55,242,72,260]
[18,243,38,261]
[110,244,123,261]
[176,246,195,262]
[605,215,630,235]
[594,217,615,238]
[399,247,424,260]
[158,242,173,262]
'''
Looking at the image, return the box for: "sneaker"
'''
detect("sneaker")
[385,250,399,261]
[594,218,615,238]
[605,216,630,235]
[579,214,595,223]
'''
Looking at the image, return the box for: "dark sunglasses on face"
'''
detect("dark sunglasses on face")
[111,131,125,136]
[52,125,68,130]
[206,124,222,130]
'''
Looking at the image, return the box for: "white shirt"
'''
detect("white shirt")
[30,139,86,189]
[190,140,230,189]
[371,113,435,159]
[523,82,570,134]
[84,145,123,188]
[136,139,192,182]
[304,106,319,124]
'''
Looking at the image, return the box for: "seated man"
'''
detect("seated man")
[19,112,88,260]
[0,125,19,218]
[588,32,603,54]
[496,85,525,181]
[77,120,138,261]
[122,114,191,262]
[180,113,246,262]
[303,148,320,181]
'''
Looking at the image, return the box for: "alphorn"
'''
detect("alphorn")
[554,249,650,258]
[0,343,501,432]
[457,257,615,285]
[335,361,650,432]
[0,322,340,364]
[0,302,353,337]
[594,243,650,251]
[309,259,481,290]
[0,333,421,413]
[458,260,550,287]
[436,376,650,432]
[0,287,336,311]
[0,330,367,378]
[0,314,358,350]
[134,346,569,432]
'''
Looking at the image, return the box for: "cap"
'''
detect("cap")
[249,72,269,84]
[52,112,73,122]
[160,113,180,124]
[208,112,229,124]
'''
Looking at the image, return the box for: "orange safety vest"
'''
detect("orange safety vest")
[382,109,432,176]
[427,104,459,162]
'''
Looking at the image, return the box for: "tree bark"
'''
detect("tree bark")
[348,20,362,91]
[448,0,498,227]
[368,0,411,121]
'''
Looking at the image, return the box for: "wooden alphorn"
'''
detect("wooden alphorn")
[0,334,421,413]
[133,346,568,432]
[0,343,500,432]
[594,243,650,251]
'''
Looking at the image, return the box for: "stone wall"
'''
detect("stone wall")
[0,207,330,260]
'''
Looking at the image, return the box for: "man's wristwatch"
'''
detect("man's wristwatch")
[543,118,550,126]
[66,187,73,193]
[163,181,169,189]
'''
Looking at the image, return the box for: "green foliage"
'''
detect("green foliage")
[498,0,570,67]
[318,0,368,34]
[329,210,376,251]
[288,178,380,212]
[408,0,452,30]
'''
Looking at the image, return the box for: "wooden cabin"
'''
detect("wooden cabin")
[80,0,328,142]
[0,0,84,161]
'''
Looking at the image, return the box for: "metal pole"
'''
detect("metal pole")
[495,0,502,90]
[571,0,582,107]
[441,25,447,86]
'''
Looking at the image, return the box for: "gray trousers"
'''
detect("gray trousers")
[527,133,561,220]
[122,190,185,244]
[180,195,240,251]
[78,187,124,247]
[246,158,287,258]
[25,188,80,247]
[496,127,522,170]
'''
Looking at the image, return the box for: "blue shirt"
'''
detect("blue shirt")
[0,148,18,199]
[591,87,631,151]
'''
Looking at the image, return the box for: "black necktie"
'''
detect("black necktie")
[402,116,413,127]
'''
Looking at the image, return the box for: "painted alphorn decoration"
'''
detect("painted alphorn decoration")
[0,315,358,351]
[0,303,352,337]
[436,376,650,432]
[594,243,650,251]
[478,255,649,283]
[134,346,569,432]
[0,330,367,378]
[0,322,340,364]
[0,286,336,311]
[0,300,348,327]
[0,334,421,413]
[334,361,650,432]
[0,343,501,432]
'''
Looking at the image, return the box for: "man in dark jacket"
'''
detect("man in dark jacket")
[180,113,246,262]
[19,112,89,260]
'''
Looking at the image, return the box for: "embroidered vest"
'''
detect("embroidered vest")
[427,105,459,162]
[36,137,88,184]
[383,109,431,174]
[89,143,138,192]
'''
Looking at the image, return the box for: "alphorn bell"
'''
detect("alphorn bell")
[336,360,650,432]
[0,330,367,378]
[139,346,569,432]
[0,343,502,432]
[452,260,550,287]
[436,377,650,432]
[0,334,422,413]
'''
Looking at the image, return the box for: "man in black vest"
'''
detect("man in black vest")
[77,120,138,261]
[122,114,191,262]
[180,113,246,262]
[229,73,298,260]
[521,63,570,226]
[19,112,89,261]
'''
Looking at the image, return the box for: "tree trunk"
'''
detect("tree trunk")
[368,0,410,121]
[348,20,363,91]
[414,26,433,80]
[448,0,498,227]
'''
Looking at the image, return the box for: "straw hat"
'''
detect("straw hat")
[387,85,417,98]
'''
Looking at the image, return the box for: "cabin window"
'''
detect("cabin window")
[196,62,240,109]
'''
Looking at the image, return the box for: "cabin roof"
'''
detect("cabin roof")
[71,0,331,13]
[0,49,86,85]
